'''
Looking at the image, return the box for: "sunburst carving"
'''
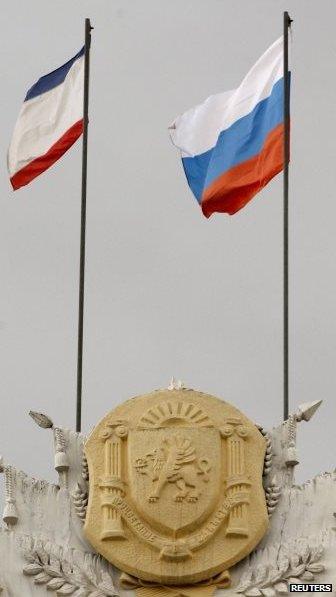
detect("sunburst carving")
[138,401,213,428]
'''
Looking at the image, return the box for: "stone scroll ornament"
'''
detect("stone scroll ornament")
[83,388,269,595]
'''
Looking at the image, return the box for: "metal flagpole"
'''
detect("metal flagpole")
[76,18,93,433]
[283,11,292,421]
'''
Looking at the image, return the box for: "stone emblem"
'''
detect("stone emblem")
[134,434,211,504]
[84,389,268,586]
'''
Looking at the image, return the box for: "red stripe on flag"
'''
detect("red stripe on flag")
[201,122,285,217]
[10,119,84,191]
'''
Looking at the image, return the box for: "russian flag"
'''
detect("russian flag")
[169,37,288,217]
[8,48,84,191]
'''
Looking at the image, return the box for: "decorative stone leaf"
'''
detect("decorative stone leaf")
[261,589,276,597]
[97,582,117,596]
[23,563,43,575]
[72,484,88,523]
[57,583,77,595]
[237,582,253,593]
[45,564,62,578]
[20,537,118,596]
[34,572,51,584]
[274,582,289,594]
[48,578,66,590]
[300,571,314,581]
[234,541,326,597]
[288,564,305,577]
[306,563,325,573]
[82,454,89,482]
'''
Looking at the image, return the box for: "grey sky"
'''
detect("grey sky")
[0,0,335,490]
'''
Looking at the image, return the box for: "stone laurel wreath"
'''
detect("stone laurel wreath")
[236,544,325,596]
[265,479,281,518]
[256,425,281,518]
[257,426,273,477]
[82,454,89,482]
[21,537,118,596]
[72,483,89,522]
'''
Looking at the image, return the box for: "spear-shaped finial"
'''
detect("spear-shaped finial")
[29,411,54,429]
[285,400,323,467]
[295,400,322,422]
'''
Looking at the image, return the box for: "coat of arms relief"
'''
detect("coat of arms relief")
[83,389,268,587]
[0,385,332,597]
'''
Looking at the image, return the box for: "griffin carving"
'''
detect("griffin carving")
[134,434,211,503]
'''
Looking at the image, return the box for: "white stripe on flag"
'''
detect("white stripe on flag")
[8,56,84,177]
[169,37,283,157]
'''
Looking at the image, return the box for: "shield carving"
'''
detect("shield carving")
[128,426,221,534]
[84,389,268,586]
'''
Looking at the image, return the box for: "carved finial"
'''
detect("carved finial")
[168,377,186,390]
[295,400,322,422]
[29,411,54,429]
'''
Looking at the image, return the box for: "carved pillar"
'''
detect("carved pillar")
[221,418,250,536]
[285,413,299,467]
[100,422,128,540]
[3,465,18,526]
[53,427,69,488]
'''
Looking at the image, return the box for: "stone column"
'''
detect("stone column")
[221,418,250,537]
[100,423,128,540]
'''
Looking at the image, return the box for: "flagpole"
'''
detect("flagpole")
[283,11,292,421]
[76,18,93,433]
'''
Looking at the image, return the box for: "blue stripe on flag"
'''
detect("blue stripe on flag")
[182,149,212,203]
[24,47,84,102]
[182,76,285,202]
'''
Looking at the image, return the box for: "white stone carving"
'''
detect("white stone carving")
[0,404,335,596]
[257,426,273,477]
[2,466,18,526]
[265,476,281,518]
[29,411,54,429]
[236,542,325,595]
[82,454,89,483]
[21,536,117,596]
[167,376,186,390]
[285,400,322,467]
[72,483,88,522]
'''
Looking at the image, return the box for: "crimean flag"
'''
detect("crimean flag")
[169,37,287,217]
[8,48,84,191]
